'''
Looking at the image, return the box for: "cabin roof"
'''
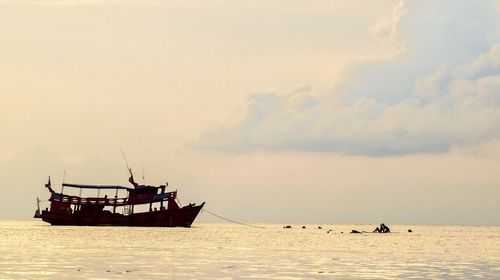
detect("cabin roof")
[62,183,133,190]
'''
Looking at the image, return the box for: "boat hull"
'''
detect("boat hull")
[41,203,204,227]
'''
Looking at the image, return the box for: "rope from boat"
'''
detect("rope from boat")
[201,209,264,229]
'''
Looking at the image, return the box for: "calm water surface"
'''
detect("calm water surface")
[0,221,498,279]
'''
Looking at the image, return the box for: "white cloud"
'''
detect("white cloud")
[456,43,500,79]
[197,0,500,156]
[368,0,407,54]
[415,67,447,101]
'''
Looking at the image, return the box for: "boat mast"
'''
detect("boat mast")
[141,156,145,185]
[120,147,139,187]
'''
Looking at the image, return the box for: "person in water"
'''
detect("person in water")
[380,223,390,233]
[373,223,391,233]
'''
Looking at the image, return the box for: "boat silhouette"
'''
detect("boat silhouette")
[40,169,204,227]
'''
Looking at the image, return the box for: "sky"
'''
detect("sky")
[1,0,499,225]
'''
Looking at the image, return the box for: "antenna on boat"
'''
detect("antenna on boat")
[141,156,145,185]
[120,146,131,171]
[120,146,133,177]
[121,146,138,187]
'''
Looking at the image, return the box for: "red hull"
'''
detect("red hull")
[42,203,204,227]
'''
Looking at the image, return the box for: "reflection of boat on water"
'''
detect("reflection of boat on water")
[40,169,204,227]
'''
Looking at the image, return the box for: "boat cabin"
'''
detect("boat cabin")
[46,181,179,217]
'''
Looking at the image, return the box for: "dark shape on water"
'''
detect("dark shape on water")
[302,226,306,229]
[408,229,413,233]
[373,223,391,233]
[283,225,292,229]
[381,223,390,233]
[39,170,205,227]
[352,223,392,234]
[318,226,322,229]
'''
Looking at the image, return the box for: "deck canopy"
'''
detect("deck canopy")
[62,183,133,190]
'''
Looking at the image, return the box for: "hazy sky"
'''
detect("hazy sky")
[1,0,499,225]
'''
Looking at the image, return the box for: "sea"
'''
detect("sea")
[0,221,498,279]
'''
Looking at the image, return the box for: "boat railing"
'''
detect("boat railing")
[53,191,175,206]
[56,194,128,206]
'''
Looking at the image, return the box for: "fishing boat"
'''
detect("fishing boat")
[40,169,205,227]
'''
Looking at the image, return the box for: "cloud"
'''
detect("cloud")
[197,0,500,156]
[368,0,407,54]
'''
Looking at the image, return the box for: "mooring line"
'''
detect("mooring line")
[201,209,264,229]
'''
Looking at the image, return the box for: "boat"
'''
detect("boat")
[40,169,205,227]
